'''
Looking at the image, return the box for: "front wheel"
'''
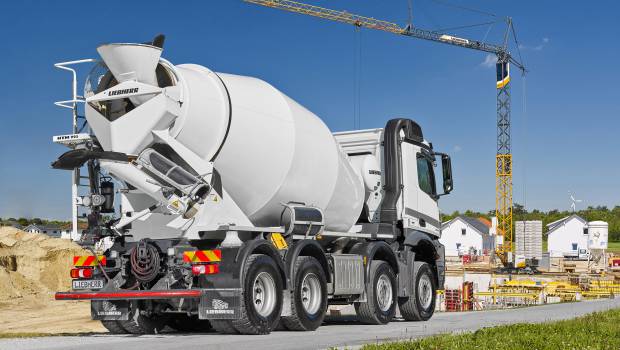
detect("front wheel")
[398,262,436,321]
[354,260,397,325]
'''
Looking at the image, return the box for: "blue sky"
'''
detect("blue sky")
[0,0,618,220]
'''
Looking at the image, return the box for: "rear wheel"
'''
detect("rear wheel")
[398,262,436,321]
[167,315,212,333]
[211,320,239,334]
[230,254,283,334]
[120,302,168,334]
[354,260,397,325]
[281,256,328,331]
[100,320,129,334]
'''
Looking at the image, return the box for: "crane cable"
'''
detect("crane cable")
[431,0,497,18]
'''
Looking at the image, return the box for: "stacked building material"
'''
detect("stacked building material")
[515,220,543,260]
[445,289,462,311]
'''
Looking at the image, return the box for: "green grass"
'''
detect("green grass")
[607,241,620,254]
[540,240,620,254]
[361,309,620,350]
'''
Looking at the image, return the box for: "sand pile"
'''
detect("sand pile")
[0,226,90,301]
[0,227,107,334]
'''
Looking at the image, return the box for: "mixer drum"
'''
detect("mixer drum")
[187,68,365,232]
[86,43,365,233]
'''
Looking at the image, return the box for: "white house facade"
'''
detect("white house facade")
[23,224,61,238]
[547,215,588,258]
[547,215,609,258]
[60,223,86,241]
[440,216,494,257]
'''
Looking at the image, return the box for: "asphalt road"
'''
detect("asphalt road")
[2,298,619,350]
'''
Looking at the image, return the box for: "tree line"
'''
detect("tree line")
[0,217,70,227]
[441,205,620,242]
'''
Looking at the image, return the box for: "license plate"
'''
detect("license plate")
[72,279,104,290]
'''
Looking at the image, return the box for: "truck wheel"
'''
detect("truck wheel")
[398,262,436,321]
[120,302,168,334]
[210,320,239,334]
[100,320,129,334]
[231,254,283,334]
[281,256,328,331]
[354,260,397,325]
[167,315,212,333]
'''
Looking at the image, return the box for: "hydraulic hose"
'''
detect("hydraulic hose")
[130,241,160,283]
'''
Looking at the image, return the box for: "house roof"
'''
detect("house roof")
[546,214,586,232]
[442,216,490,235]
[23,223,61,231]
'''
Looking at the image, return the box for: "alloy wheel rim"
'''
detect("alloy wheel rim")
[253,271,277,317]
[376,274,393,312]
[418,274,433,309]
[300,273,322,314]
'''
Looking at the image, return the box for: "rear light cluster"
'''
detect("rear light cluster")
[70,268,93,279]
[191,263,219,276]
[182,249,222,276]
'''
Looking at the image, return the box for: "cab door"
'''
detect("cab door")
[401,143,440,235]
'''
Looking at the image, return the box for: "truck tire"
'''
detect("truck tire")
[120,301,168,334]
[231,254,283,334]
[354,260,397,325]
[398,262,436,321]
[100,320,129,334]
[167,315,212,333]
[281,256,328,331]
[210,320,239,334]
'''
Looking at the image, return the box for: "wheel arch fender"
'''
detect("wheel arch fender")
[403,230,444,289]
[347,241,399,283]
[285,240,331,284]
[238,239,288,289]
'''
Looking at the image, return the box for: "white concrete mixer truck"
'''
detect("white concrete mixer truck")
[52,35,453,335]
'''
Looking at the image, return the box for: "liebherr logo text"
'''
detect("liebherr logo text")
[206,299,233,314]
[108,88,139,96]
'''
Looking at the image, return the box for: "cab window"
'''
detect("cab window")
[417,154,436,196]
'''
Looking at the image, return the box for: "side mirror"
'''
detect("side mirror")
[436,153,453,195]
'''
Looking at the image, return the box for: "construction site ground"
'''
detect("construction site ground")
[2,227,619,348]
[0,298,617,350]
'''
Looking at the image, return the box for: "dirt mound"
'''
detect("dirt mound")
[0,226,90,301]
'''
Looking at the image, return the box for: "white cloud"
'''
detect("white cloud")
[519,37,550,51]
[480,54,497,68]
[453,145,462,152]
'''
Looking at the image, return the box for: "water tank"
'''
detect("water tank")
[85,43,364,232]
[588,221,608,250]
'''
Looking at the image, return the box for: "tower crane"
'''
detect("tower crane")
[244,0,526,266]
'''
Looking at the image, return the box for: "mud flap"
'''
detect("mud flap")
[199,289,242,320]
[91,300,129,320]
